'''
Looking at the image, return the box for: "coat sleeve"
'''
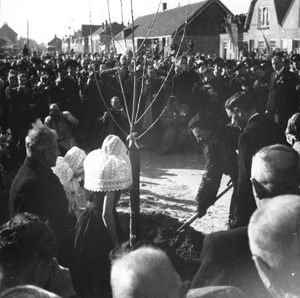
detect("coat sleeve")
[195,143,224,211]
[191,234,224,288]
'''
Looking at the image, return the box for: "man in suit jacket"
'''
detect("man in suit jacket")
[191,144,300,298]
[267,55,299,132]
[10,120,76,246]
[225,91,286,228]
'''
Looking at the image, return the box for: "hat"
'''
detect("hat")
[84,135,132,192]
[65,60,79,69]
[232,61,246,72]
[223,59,235,69]
[52,156,73,186]
[64,146,86,174]
[31,57,42,64]
[213,57,224,66]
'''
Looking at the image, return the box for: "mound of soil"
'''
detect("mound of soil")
[118,209,204,281]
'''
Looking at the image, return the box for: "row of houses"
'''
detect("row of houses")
[1,0,300,60]
[115,0,300,59]
[58,0,300,59]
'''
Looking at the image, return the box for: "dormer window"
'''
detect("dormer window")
[258,6,270,28]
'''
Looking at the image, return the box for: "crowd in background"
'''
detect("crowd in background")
[1,46,300,158]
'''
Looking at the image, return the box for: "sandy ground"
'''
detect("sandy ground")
[106,147,233,235]
[77,147,232,235]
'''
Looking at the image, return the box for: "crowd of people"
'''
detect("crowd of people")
[1,46,300,297]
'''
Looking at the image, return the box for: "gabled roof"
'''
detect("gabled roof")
[93,22,123,36]
[116,0,232,40]
[245,0,294,29]
[0,23,17,36]
[274,0,294,25]
[81,25,101,37]
[48,36,62,46]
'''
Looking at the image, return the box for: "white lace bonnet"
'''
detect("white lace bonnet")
[84,135,132,192]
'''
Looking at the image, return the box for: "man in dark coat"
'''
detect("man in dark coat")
[191,144,300,298]
[225,91,286,228]
[267,55,299,132]
[172,55,199,112]
[10,120,76,246]
[189,111,239,219]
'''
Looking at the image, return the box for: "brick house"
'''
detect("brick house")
[220,0,300,59]
[48,35,62,52]
[62,25,101,54]
[114,0,232,55]
[90,21,124,53]
[0,22,17,46]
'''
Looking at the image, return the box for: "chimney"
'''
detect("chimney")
[178,3,180,7]
[102,22,104,30]
[162,3,167,11]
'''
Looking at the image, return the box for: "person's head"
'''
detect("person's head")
[0,213,56,290]
[110,245,190,298]
[7,74,17,87]
[225,91,257,130]
[223,60,235,76]
[253,66,266,80]
[251,144,300,207]
[147,66,157,79]
[0,285,61,298]
[110,96,121,110]
[178,55,188,72]
[248,195,300,298]
[18,73,27,87]
[49,104,61,117]
[84,135,132,192]
[233,61,247,76]
[119,54,128,66]
[271,55,283,72]
[81,58,89,70]
[25,120,58,168]
[65,60,78,77]
[285,112,300,145]
[292,54,300,70]
[189,112,221,143]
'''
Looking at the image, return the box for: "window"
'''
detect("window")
[223,40,227,49]
[249,39,255,50]
[258,40,265,48]
[294,39,300,53]
[270,39,276,49]
[281,39,288,51]
[258,6,270,27]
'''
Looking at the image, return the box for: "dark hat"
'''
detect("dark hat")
[223,59,235,69]
[17,62,28,72]
[232,61,246,71]
[65,60,79,68]
[31,57,42,64]
[213,57,224,66]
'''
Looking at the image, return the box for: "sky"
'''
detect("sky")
[1,0,251,44]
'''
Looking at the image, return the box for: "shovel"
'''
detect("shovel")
[177,182,234,232]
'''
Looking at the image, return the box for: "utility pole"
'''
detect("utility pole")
[27,19,29,48]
